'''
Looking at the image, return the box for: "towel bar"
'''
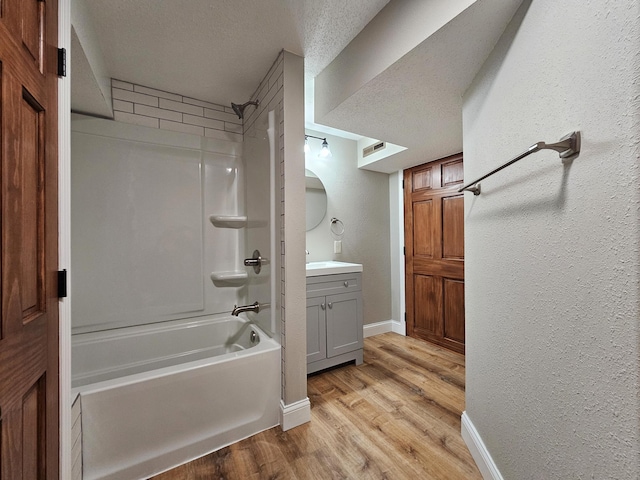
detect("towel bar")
[459,131,581,195]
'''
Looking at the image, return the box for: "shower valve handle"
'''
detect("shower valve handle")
[244,249,268,274]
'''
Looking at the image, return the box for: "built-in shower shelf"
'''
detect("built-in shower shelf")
[210,271,248,287]
[209,215,247,228]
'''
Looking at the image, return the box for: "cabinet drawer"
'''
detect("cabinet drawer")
[307,272,362,297]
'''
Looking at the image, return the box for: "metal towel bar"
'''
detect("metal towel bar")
[459,131,581,195]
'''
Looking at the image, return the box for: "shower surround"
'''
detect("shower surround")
[71,87,278,478]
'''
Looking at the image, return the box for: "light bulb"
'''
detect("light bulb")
[318,139,332,158]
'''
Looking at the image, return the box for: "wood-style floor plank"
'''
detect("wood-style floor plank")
[151,333,481,480]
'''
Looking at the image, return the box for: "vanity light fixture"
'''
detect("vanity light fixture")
[304,135,332,158]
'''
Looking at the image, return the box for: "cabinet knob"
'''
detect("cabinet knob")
[321,303,326,310]
[328,302,333,309]
[344,281,349,287]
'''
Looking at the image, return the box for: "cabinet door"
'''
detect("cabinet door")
[326,292,363,358]
[306,296,327,363]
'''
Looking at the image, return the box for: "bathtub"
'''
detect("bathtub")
[72,316,281,480]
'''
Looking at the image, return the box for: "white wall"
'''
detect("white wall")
[281,52,308,415]
[314,0,475,119]
[305,130,392,326]
[70,0,112,117]
[388,171,404,331]
[463,1,640,478]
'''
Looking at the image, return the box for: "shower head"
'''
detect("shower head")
[231,100,259,120]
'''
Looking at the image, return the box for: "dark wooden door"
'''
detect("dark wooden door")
[0,0,59,478]
[404,154,465,354]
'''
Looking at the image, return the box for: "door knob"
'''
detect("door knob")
[321,303,326,310]
[328,302,333,309]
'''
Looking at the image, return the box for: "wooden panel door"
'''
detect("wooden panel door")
[404,154,465,354]
[0,0,59,478]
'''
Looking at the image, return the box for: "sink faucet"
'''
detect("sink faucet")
[231,301,260,316]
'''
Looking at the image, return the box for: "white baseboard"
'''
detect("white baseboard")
[391,319,405,335]
[363,319,405,338]
[280,398,311,431]
[461,411,504,480]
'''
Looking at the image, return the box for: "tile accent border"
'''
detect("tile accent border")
[111,79,243,142]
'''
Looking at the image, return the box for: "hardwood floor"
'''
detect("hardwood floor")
[151,333,481,480]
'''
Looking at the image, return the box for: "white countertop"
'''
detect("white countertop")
[305,261,363,277]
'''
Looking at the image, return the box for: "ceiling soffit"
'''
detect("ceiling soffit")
[314,0,525,172]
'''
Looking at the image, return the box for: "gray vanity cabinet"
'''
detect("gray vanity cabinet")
[306,272,363,374]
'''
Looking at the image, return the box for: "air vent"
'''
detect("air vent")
[363,141,386,158]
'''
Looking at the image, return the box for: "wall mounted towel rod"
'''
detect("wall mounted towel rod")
[459,131,581,195]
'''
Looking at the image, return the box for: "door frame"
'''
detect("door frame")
[394,171,407,335]
[402,154,465,353]
[57,0,72,478]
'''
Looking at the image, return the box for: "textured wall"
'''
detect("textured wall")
[463,0,640,478]
[281,52,307,406]
[305,130,392,326]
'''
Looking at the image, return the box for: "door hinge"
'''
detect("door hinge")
[57,48,66,77]
[57,269,67,298]
[404,312,407,323]
[402,179,405,189]
[403,246,406,256]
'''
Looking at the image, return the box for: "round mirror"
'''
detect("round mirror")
[305,169,327,231]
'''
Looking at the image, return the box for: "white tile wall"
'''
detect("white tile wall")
[114,111,159,128]
[183,114,224,130]
[112,79,133,91]
[184,97,224,110]
[113,99,133,113]
[135,104,182,122]
[159,98,204,116]
[111,79,243,142]
[112,88,158,107]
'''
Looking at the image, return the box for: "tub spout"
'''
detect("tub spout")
[231,301,260,316]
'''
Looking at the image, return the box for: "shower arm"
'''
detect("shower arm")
[231,99,259,119]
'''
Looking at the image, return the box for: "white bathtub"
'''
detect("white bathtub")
[72,316,281,480]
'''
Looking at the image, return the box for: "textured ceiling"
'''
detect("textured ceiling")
[81,0,388,107]
[74,0,524,171]
[314,0,525,172]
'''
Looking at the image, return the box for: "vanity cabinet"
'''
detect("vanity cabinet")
[306,272,363,374]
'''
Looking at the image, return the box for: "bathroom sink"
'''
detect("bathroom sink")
[305,261,363,277]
